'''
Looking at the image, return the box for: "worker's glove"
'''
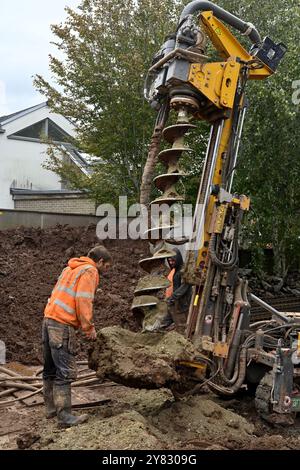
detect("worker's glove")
[86,326,97,341]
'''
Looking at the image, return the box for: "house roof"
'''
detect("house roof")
[0,102,48,125]
[61,144,93,177]
[0,103,94,178]
[0,110,21,123]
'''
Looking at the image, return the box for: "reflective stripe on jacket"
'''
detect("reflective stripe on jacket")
[44,256,100,334]
[165,269,175,298]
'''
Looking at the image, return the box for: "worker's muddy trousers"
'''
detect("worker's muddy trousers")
[42,318,77,386]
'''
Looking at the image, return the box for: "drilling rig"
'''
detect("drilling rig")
[131,1,300,424]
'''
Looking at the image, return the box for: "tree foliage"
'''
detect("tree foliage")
[34,0,183,204]
[222,0,300,276]
[35,0,300,275]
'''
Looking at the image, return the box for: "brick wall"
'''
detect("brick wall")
[14,197,96,215]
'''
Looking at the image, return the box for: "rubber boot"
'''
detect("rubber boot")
[169,305,187,335]
[160,312,174,329]
[43,379,56,419]
[53,383,88,428]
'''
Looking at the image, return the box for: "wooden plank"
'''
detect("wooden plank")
[21,395,44,407]
[72,399,111,409]
[13,390,43,407]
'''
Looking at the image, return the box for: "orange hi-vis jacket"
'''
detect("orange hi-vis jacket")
[165,269,175,299]
[44,257,100,335]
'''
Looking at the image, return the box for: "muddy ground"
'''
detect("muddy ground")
[1,225,300,451]
[0,225,147,364]
[1,362,300,451]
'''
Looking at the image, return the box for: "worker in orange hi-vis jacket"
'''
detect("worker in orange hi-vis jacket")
[42,245,112,428]
[164,248,192,331]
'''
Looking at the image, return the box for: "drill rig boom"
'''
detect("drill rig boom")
[135,1,297,422]
[143,0,286,340]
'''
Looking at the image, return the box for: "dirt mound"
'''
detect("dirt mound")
[31,388,300,450]
[149,395,254,449]
[0,225,147,364]
[2,377,300,451]
[31,392,254,450]
[38,410,165,451]
[88,326,197,388]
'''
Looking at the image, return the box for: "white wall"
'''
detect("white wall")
[0,105,76,209]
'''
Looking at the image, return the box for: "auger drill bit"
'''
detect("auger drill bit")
[131,105,197,328]
[132,243,176,331]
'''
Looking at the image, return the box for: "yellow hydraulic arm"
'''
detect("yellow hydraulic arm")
[182,9,276,339]
[136,1,286,386]
[132,0,286,408]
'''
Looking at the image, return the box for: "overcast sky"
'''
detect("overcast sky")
[0,0,79,116]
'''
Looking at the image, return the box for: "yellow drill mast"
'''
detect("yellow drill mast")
[133,1,287,399]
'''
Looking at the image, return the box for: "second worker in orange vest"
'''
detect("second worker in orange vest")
[42,245,112,428]
[165,248,192,330]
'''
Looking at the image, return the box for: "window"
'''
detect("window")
[48,120,70,142]
[8,118,72,143]
[13,120,46,139]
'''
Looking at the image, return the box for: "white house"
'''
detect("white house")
[0,102,95,214]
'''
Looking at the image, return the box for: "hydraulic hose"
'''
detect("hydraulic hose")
[178,1,261,45]
[208,346,247,395]
[209,232,239,270]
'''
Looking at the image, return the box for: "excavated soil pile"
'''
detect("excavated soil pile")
[89,326,197,389]
[2,381,300,450]
[35,391,253,450]
[30,393,257,450]
[0,225,147,364]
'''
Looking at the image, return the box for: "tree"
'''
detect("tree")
[223,0,300,276]
[34,0,183,205]
[35,0,300,276]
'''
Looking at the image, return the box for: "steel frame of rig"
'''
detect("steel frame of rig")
[131,1,300,424]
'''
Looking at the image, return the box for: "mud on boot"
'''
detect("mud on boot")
[54,383,88,428]
[43,379,56,419]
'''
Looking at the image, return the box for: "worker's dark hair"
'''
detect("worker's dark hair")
[88,245,112,263]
